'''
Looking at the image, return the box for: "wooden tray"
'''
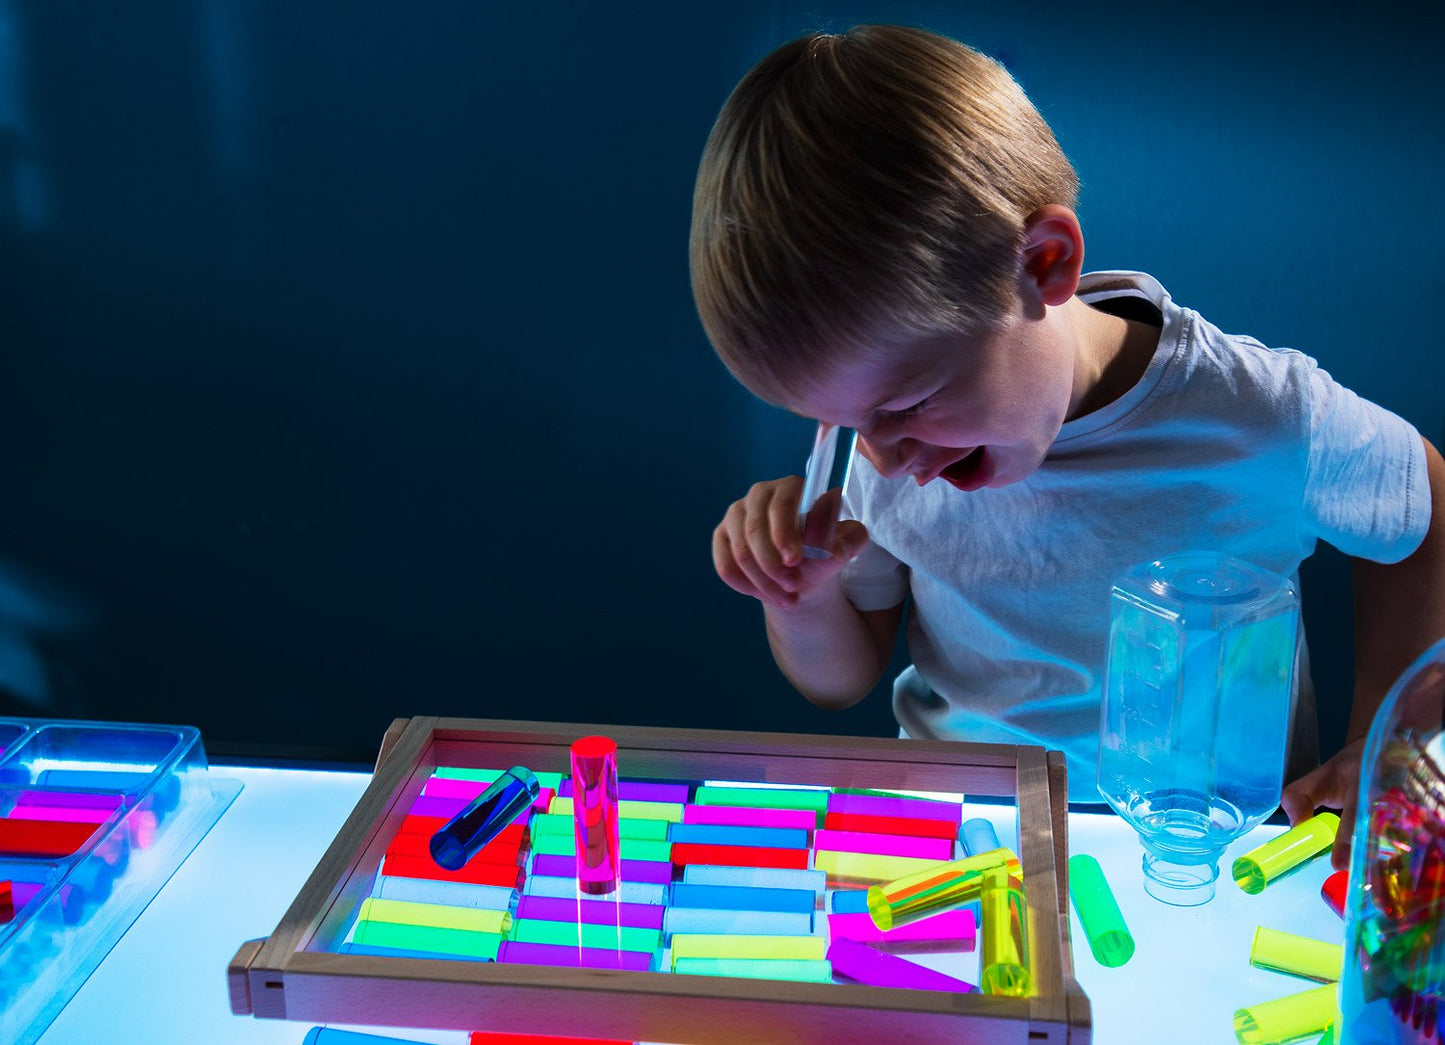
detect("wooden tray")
[228,716,1091,1044]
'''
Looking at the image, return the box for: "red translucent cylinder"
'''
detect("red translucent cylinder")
[570,735,620,896]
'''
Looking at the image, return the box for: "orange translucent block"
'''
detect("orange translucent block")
[670,842,810,870]
[0,818,100,858]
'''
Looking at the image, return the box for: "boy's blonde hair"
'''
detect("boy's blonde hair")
[690,24,1079,405]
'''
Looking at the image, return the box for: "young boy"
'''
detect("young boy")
[690,24,1443,867]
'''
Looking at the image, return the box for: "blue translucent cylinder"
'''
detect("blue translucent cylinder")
[961,818,1001,856]
[670,883,816,914]
[429,765,540,871]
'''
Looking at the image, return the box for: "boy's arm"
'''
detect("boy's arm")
[766,596,903,710]
[1282,436,1445,868]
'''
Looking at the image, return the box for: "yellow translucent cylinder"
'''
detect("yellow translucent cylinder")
[980,867,1030,997]
[669,933,827,966]
[1249,927,1344,983]
[1233,982,1337,1044]
[865,847,1016,931]
[1232,813,1339,894]
[357,897,512,936]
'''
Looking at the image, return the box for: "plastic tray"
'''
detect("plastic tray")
[0,717,241,1044]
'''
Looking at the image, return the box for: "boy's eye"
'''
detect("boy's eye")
[879,395,931,422]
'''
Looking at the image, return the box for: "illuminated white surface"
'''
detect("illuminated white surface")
[36,767,1345,1045]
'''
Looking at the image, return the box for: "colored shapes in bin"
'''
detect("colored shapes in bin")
[814,828,952,862]
[1068,854,1134,968]
[389,828,521,867]
[523,874,666,907]
[683,864,826,896]
[381,853,524,890]
[1321,870,1348,918]
[960,818,1002,856]
[357,897,511,936]
[1249,927,1344,983]
[376,873,516,911]
[673,956,833,983]
[509,918,660,953]
[670,932,826,966]
[429,766,540,872]
[980,868,1030,997]
[825,936,977,993]
[829,888,870,914]
[826,792,962,825]
[1232,982,1337,1044]
[470,1026,633,1044]
[693,786,830,822]
[828,907,975,948]
[664,906,812,936]
[668,823,810,850]
[686,803,817,832]
[823,811,957,841]
[532,853,672,884]
[1232,813,1340,894]
[514,894,664,930]
[670,882,816,914]
[558,778,690,805]
[866,847,1015,930]
[530,833,671,864]
[531,812,668,841]
[0,817,99,858]
[670,842,809,871]
[496,939,652,972]
[547,796,684,824]
[351,919,503,960]
[817,849,943,885]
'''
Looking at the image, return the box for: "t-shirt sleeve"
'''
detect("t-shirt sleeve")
[1302,361,1430,563]
[839,473,909,611]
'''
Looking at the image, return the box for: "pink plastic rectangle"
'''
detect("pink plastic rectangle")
[682,804,817,831]
[827,908,976,947]
[825,794,962,825]
[813,828,953,861]
[825,937,978,992]
[8,805,112,825]
[16,790,124,812]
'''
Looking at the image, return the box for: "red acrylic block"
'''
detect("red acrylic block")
[1321,869,1348,918]
[0,818,100,858]
[469,1031,631,1045]
[669,842,810,870]
[0,879,13,923]
[380,853,524,889]
[386,825,523,866]
[823,812,959,841]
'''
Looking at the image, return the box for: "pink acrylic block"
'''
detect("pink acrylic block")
[683,804,817,832]
[827,908,976,948]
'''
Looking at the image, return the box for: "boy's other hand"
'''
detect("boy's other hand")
[1280,737,1365,871]
[713,478,870,609]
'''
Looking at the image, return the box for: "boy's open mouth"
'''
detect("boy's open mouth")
[941,447,991,491]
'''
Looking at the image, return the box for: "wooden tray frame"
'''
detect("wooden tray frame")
[229,716,1091,1044]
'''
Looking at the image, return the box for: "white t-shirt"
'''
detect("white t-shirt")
[841,271,1431,800]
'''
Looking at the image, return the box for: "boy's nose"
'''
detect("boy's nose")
[858,434,919,479]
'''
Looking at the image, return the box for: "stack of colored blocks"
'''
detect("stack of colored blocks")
[337,767,1028,997]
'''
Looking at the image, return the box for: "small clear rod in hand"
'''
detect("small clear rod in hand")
[798,422,857,559]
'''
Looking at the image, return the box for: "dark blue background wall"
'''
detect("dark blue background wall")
[0,2,1439,763]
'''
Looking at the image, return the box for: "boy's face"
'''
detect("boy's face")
[786,315,1078,492]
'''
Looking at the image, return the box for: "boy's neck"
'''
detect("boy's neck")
[1064,296,1160,421]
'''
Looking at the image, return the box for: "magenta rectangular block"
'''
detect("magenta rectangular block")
[497,940,652,971]
[827,908,976,948]
[825,937,978,992]
[407,794,470,820]
[813,828,953,861]
[530,854,672,885]
[17,790,124,812]
[515,894,664,930]
[682,804,816,832]
[559,779,691,804]
[9,805,112,825]
[825,793,962,825]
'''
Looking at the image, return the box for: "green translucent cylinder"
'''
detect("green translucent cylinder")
[1249,927,1344,983]
[980,866,1030,997]
[352,919,503,960]
[1232,813,1340,894]
[865,847,1015,931]
[672,957,834,983]
[1233,982,1337,1044]
[509,919,660,953]
[1067,854,1134,967]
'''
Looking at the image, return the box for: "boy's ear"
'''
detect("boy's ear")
[1021,204,1085,307]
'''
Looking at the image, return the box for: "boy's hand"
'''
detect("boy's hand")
[1280,737,1365,871]
[713,478,870,609]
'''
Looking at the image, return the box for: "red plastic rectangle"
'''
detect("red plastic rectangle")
[823,812,959,841]
[0,879,12,923]
[381,853,524,889]
[468,1031,631,1045]
[385,825,523,866]
[0,818,99,858]
[669,842,811,870]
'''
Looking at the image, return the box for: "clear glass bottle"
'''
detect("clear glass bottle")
[1097,551,1300,905]
[1339,636,1445,1043]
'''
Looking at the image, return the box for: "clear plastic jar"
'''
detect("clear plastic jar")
[1339,636,1445,1043]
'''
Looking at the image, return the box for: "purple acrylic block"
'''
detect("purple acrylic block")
[825,937,977,992]
[531,853,673,885]
[497,940,652,971]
